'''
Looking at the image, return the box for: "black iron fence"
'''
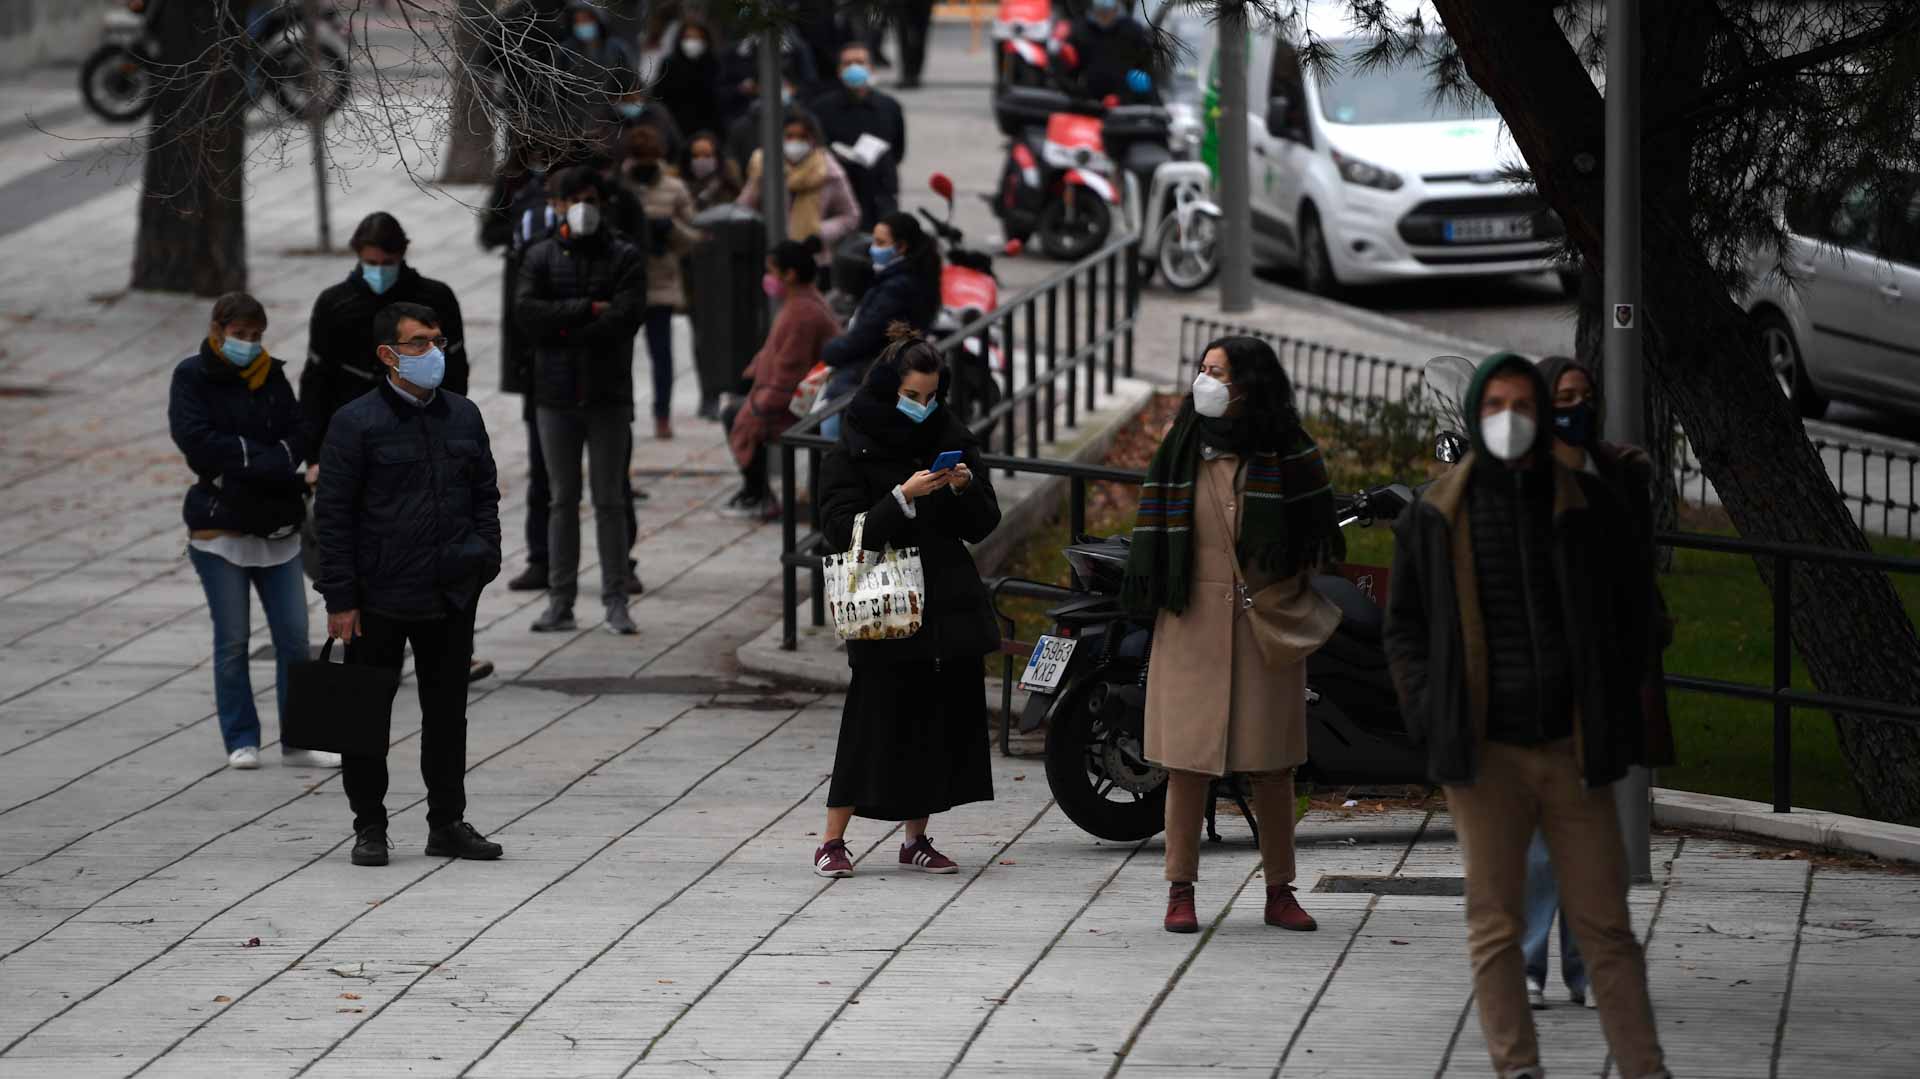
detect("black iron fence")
[1178,316,1425,428]
[777,230,1143,653]
[1674,434,1920,541]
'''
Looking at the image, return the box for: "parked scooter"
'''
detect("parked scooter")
[80,0,350,123]
[919,174,1007,426]
[991,85,1117,261]
[991,0,1063,91]
[1101,100,1222,291]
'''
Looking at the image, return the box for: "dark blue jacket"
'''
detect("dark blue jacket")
[821,260,939,372]
[301,265,469,460]
[515,229,649,409]
[168,342,309,537]
[313,381,503,619]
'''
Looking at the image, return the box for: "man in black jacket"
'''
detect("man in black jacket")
[810,41,907,230]
[515,166,648,636]
[1066,0,1156,102]
[314,302,504,869]
[1382,352,1666,1079]
[301,212,468,470]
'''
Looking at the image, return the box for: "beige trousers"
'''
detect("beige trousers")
[1444,739,1665,1078]
[1163,769,1296,884]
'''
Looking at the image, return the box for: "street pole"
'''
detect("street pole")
[1216,1,1252,314]
[1605,0,1652,885]
[305,0,332,251]
[758,27,787,246]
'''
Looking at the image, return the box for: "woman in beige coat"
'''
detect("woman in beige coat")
[620,125,702,439]
[1121,336,1344,935]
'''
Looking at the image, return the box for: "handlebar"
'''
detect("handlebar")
[916,206,964,245]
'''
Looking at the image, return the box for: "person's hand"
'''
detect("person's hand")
[306,463,319,487]
[947,463,973,492]
[901,469,951,501]
[328,609,362,642]
[591,301,610,316]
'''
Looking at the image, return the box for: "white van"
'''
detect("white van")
[1200,7,1569,295]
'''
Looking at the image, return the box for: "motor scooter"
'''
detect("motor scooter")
[919,174,1007,425]
[991,84,1118,261]
[1101,102,1222,291]
[991,0,1063,90]
[80,0,350,123]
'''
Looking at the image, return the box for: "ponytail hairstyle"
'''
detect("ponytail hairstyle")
[769,239,819,285]
[876,211,943,316]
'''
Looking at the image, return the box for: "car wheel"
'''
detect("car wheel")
[1757,310,1827,420]
[1299,209,1342,299]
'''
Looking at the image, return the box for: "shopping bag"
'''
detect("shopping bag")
[822,512,925,641]
[283,637,400,756]
[789,362,832,419]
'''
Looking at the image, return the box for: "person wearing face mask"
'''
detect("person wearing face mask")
[515,166,650,636]
[301,213,468,473]
[562,1,635,78]
[811,332,1002,880]
[1382,352,1668,1079]
[817,212,941,439]
[1066,0,1157,102]
[169,292,338,773]
[734,110,860,266]
[681,131,743,210]
[1119,336,1343,936]
[719,239,840,520]
[313,302,504,869]
[810,41,907,230]
[602,68,684,167]
[618,125,701,441]
[651,15,721,141]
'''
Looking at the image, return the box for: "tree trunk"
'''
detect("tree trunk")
[131,0,247,295]
[1435,0,1920,822]
[442,0,498,185]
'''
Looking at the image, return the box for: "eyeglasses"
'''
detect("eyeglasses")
[388,336,448,356]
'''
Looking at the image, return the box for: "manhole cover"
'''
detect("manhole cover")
[1312,875,1464,896]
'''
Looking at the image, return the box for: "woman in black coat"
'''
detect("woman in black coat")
[812,334,1002,879]
[818,211,942,438]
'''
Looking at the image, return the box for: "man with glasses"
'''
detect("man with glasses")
[314,302,505,868]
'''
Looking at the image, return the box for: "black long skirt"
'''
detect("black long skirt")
[827,656,994,821]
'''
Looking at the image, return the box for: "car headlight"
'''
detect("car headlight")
[1332,148,1403,191]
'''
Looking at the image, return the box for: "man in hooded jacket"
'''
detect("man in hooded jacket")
[1382,352,1668,1079]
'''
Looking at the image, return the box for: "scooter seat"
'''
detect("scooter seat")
[1312,574,1383,644]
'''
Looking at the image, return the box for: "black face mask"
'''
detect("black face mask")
[1552,401,1597,447]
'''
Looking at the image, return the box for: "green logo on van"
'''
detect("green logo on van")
[1446,124,1484,137]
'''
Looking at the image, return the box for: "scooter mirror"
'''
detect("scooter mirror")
[1435,432,1467,464]
[930,173,954,201]
[1422,355,1475,440]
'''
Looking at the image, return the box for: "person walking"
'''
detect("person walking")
[720,239,841,520]
[817,211,941,437]
[515,166,649,636]
[810,41,908,230]
[811,333,1002,878]
[652,14,722,140]
[169,293,339,772]
[619,125,701,441]
[734,109,860,265]
[1120,336,1342,935]
[312,302,504,868]
[1382,352,1668,1079]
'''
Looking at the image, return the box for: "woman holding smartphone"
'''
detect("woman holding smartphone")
[812,330,1003,878]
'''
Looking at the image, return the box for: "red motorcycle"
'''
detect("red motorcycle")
[921,174,1007,425]
[993,83,1120,261]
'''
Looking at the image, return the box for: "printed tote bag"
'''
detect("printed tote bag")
[823,511,926,641]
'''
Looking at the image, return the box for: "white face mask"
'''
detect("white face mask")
[566,202,601,237]
[1480,408,1537,462]
[783,139,812,164]
[1191,372,1233,418]
[680,38,707,59]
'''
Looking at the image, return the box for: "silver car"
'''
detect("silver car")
[1746,176,1920,419]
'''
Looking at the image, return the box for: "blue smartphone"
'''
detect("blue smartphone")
[930,450,965,472]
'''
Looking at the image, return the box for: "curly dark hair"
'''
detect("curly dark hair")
[1186,335,1303,448]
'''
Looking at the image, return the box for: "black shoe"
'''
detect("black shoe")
[467,658,495,683]
[508,564,548,591]
[426,821,503,860]
[352,828,391,867]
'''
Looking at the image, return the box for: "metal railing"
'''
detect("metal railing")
[1179,315,1426,428]
[777,231,1143,653]
[1675,433,1920,540]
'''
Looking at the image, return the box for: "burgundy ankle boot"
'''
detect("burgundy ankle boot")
[1165,882,1199,934]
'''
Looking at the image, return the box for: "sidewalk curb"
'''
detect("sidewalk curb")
[1653,787,1920,865]
[737,377,1160,695]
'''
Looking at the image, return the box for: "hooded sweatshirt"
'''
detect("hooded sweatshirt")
[1461,353,1574,745]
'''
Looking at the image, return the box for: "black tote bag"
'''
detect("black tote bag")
[284,637,400,756]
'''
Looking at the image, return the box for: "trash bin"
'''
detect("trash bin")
[690,204,770,407]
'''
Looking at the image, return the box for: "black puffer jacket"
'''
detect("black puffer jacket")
[818,389,1002,668]
[313,382,503,619]
[1468,466,1574,744]
[302,265,469,460]
[168,342,310,537]
[821,260,939,373]
[514,229,648,409]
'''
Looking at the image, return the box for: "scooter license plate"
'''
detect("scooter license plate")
[1020,635,1077,692]
[1444,215,1535,243]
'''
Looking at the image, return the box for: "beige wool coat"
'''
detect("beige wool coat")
[1143,453,1319,777]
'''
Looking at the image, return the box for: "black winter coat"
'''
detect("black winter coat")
[168,342,310,537]
[808,87,907,229]
[819,407,1003,668]
[514,229,648,409]
[653,49,722,142]
[820,261,939,372]
[313,382,503,620]
[302,266,469,460]
[481,171,558,407]
[1066,16,1157,101]
[1382,454,1646,789]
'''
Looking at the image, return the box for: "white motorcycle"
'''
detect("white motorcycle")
[1101,103,1222,292]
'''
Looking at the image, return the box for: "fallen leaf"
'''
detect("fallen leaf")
[1013,774,1025,781]
[818,981,832,986]
[657,979,674,985]
[243,937,261,948]
[213,996,233,1003]
[338,1007,365,1014]
[339,993,361,1000]
[999,859,1017,865]
[1390,940,1410,946]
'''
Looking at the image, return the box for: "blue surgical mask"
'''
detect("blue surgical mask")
[361,262,398,295]
[573,21,598,43]
[841,63,871,90]
[870,244,898,269]
[617,102,644,119]
[220,337,262,366]
[897,395,936,424]
[394,346,446,391]
[1091,0,1119,10]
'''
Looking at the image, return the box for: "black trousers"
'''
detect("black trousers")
[525,415,549,566]
[897,0,934,83]
[343,607,477,834]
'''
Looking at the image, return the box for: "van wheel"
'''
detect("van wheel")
[1757,310,1827,419]
[1300,209,1342,299]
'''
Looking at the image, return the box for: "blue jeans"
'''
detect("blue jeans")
[187,548,311,752]
[1523,828,1588,993]
[819,365,864,441]
[644,305,675,421]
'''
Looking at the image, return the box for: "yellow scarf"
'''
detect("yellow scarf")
[211,335,273,391]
